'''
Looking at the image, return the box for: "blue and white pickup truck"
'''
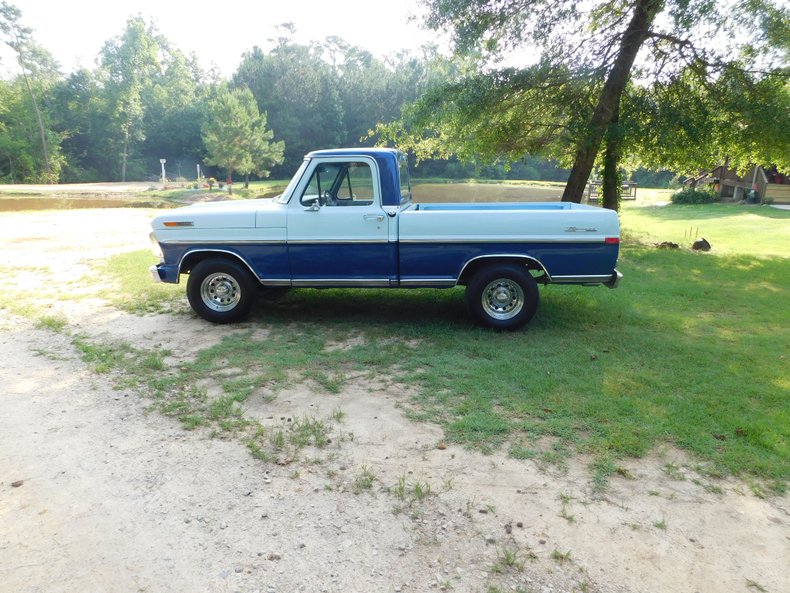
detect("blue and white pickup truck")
[150,148,621,330]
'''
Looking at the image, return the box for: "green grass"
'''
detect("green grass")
[621,201,790,257]
[23,199,789,489]
[99,250,185,314]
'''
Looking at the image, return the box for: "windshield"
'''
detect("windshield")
[276,159,310,204]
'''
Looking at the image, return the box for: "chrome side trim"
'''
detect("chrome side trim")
[286,239,390,245]
[551,274,614,284]
[458,254,551,281]
[177,248,261,279]
[260,279,291,287]
[164,239,284,245]
[290,279,392,287]
[398,278,457,287]
[165,238,394,245]
[398,237,607,244]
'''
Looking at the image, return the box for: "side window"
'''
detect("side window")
[299,161,375,207]
[300,163,342,207]
[336,162,374,205]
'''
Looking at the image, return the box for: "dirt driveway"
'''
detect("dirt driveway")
[1,209,788,593]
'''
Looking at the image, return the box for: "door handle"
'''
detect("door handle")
[364,214,385,222]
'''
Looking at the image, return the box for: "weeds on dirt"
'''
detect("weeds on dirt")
[662,462,686,481]
[390,474,433,506]
[558,493,576,524]
[551,549,572,564]
[72,335,170,376]
[36,314,68,333]
[490,545,525,573]
[353,464,377,494]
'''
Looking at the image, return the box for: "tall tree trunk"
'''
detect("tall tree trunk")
[121,136,128,182]
[601,101,622,212]
[227,168,233,196]
[562,0,662,203]
[18,59,50,183]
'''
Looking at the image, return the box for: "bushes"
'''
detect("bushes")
[670,187,719,204]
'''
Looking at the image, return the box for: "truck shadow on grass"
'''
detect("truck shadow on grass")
[252,286,474,330]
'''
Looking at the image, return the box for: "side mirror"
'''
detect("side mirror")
[306,201,321,212]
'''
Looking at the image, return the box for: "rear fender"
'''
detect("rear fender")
[458,255,550,285]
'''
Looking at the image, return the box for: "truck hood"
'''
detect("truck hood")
[151,198,281,230]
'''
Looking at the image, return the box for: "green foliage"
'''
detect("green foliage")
[625,69,790,175]
[233,37,448,175]
[374,63,592,166]
[410,0,790,198]
[0,1,62,182]
[670,187,719,204]
[1,0,785,192]
[233,40,345,175]
[99,16,161,181]
[200,85,284,192]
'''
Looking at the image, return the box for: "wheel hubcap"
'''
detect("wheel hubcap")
[200,273,241,312]
[481,278,524,320]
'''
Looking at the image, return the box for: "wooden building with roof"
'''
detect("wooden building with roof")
[686,164,790,203]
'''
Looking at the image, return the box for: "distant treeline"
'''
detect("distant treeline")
[0,16,676,186]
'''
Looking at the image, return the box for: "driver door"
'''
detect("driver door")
[287,158,395,285]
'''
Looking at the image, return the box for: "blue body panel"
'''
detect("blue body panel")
[399,242,619,280]
[159,239,618,286]
[288,242,398,280]
[161,242,290,281]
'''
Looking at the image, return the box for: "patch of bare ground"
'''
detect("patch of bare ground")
[1,209,788,593]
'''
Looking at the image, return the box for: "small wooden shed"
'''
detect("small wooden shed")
[686,164,790,204]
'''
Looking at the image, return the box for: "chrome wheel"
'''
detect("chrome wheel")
[200,272,242,312]
[481,278,525,320]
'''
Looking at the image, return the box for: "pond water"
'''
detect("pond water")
[0,197,147,211]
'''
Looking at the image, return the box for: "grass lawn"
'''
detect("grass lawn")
[69,197,790,490]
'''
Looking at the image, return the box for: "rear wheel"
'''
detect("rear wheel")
[186,258,257,323]
[466,264,539,330]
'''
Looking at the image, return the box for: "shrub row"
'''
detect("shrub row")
[670,187,720,204]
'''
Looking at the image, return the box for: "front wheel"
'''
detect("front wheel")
[186,258,257,323]
[466,265,540,330]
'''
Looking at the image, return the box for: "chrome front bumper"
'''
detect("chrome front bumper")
[149,264,163,283]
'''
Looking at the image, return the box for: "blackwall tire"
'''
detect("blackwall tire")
[465,264,539,330]
[186,258,257,323]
